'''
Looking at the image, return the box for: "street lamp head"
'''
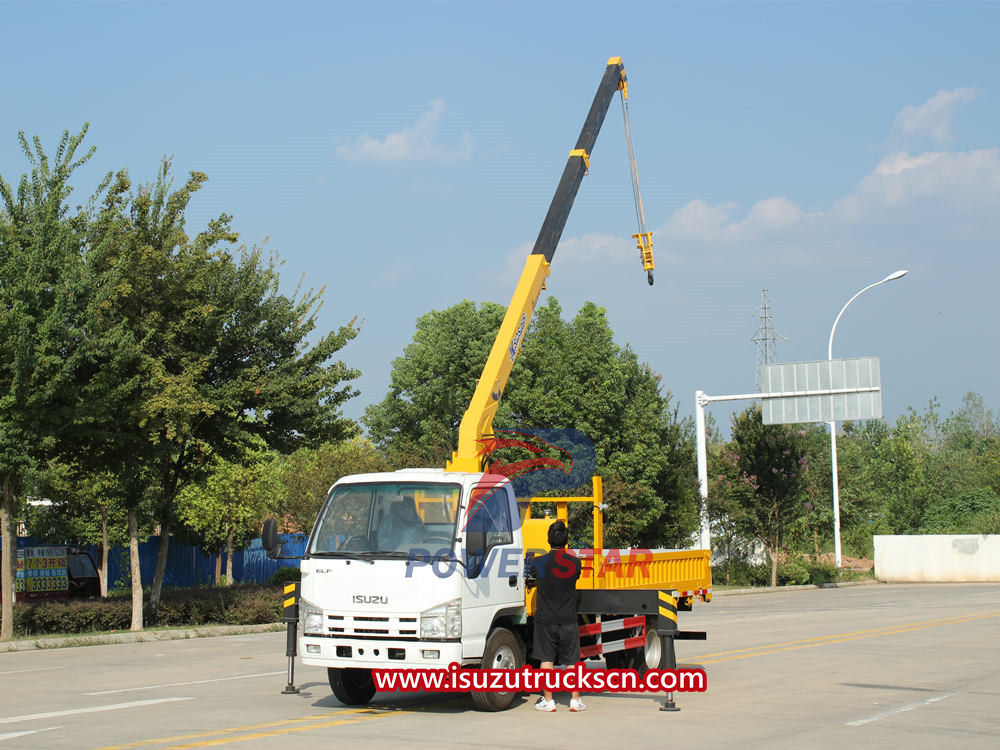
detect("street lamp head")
[883,269,909,282]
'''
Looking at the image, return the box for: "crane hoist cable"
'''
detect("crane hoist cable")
[621,92,655,286]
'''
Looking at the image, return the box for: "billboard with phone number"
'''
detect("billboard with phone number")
[15,546,69,593]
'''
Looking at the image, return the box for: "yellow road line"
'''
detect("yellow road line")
[690,610,1000,665]
[92,711,368,750]
[166,711,396,749]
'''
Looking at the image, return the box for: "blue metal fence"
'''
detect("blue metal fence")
[4,534,307,589]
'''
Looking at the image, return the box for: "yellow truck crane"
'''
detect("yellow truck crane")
[264,57,710,712]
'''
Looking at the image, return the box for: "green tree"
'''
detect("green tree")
[79,157,362,627]
[726,404,813,585]
[278,438,390,533]
[0,126,99,639]
[176,447,282,584]
[25,463,131,597]
[365,300,507,467]
[365,297,699,548]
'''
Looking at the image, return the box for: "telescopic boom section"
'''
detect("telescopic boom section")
[446,58,629,473]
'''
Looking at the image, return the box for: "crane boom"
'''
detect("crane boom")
[446,57,647,473]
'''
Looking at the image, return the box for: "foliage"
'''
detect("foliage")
[365,297,699,548]
[75,154,362,620]
[176,448,282,562]
[365,300,507,467]
[0,125,103,639]
[718,405,815,585]
[0,128,364,636]
[11,584,285,637]
[278,439,390,533]
[267,566,302,584]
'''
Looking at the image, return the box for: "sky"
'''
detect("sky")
[3,1,999,434]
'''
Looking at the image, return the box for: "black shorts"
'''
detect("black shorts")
[532,622,580,666]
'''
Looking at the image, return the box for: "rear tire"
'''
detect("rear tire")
[470,627,524,711]
[328,667,376,705]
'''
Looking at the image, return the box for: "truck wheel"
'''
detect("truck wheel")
[328,667,376,705]
[470,627,524,712]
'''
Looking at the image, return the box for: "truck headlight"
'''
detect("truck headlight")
[420,598,461,639]
[300,598,323,635]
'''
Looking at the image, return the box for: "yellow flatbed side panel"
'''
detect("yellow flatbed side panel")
[525,549,712,616]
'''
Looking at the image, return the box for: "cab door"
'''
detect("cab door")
[461,482,524,661]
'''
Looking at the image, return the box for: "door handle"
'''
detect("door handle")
[508,575,518,587]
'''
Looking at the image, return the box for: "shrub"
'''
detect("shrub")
[777,556,810,586]
[712,558,771,587]
[267,566,302,585]
[10,584,285,638]
[806,559,838,585]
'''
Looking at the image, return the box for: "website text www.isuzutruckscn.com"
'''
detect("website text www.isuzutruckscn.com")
[372,663,707,694]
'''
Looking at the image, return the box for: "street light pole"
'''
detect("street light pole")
[828,269,908,567]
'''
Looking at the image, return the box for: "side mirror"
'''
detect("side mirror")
[466,530,486,578]
[262,518,280,559]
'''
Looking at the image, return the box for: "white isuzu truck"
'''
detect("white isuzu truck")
[261,58,711,711]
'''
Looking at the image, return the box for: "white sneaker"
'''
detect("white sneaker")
[534,698,556,712]
[570,698,587,712]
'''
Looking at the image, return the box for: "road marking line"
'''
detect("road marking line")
[91,699,466,749]
[0,726,60,742]
[0,667,64,676]
[846,691,960,726]
[0,698,191,725]
[91,714,354,750]
[166,712,396,749]
[689,611,1000,663]
[86,672,285,695]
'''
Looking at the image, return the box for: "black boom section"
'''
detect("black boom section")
[531,60,626,263]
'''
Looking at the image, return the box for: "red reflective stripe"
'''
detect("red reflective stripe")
[624,634,646,650]
[577,615,646,638]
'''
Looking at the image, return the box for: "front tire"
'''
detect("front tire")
[470,627,524,711]
[328,667,376,705]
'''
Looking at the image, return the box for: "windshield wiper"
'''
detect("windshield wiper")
[311,551,375,565]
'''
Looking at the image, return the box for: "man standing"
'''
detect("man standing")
[531,519,585,712]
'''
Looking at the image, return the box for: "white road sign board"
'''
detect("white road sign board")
[761,356,882,425]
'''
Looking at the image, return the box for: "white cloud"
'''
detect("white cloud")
[490,89,1000,276]
[660,196,812,246]
[834,148,1000,222]
[891,87,980,143]
[335,99,473,162]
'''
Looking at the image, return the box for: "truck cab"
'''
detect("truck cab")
[296,469,526,709]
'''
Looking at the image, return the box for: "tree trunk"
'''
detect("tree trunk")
[214,553,222,586]
[225,525,234,584]
[149,517,170,616]
[128,509,143,632]
[1,475,16,641]
[99,505,109,598]
[770,546,779,587]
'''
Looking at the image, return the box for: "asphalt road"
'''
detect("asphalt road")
[0,583,997,749]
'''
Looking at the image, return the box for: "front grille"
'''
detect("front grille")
[324,612,420,638]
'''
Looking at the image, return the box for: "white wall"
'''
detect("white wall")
[874,535,1000,582]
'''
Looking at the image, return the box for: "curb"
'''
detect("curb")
[1,622,286,653]
[713,578,883,597]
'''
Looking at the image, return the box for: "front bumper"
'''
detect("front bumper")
[300,636,464,669]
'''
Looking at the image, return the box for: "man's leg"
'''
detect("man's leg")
[540,661,554,702]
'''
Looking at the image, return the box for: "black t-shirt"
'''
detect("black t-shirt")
[530,549,581,625]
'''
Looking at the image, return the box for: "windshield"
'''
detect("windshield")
[308,482,462,557]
